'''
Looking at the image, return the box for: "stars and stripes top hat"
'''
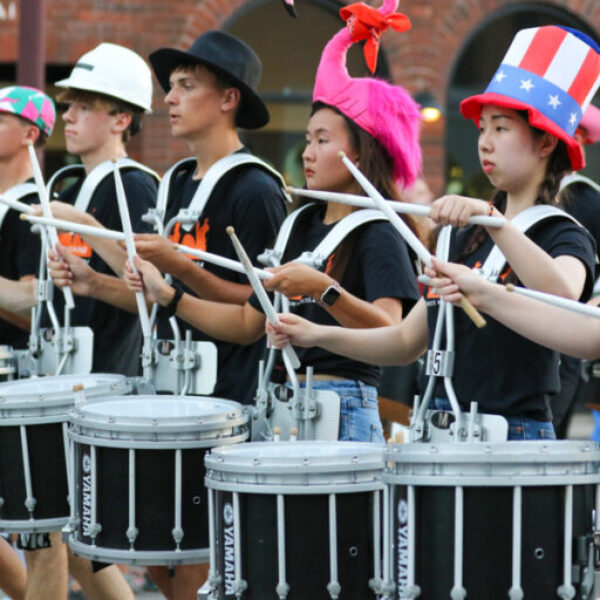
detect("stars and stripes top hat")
[461,26,600,171]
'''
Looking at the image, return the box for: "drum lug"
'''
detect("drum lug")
[275,581,290,599]
[508,587,524,600]
[24,497,37,512]
[126,526,139,545]
[231,578,247,597]
[401,583,421,599]
[171,526,184,545]
[326,581,341,598]
[557,584,576,599]
[450,585,467,600]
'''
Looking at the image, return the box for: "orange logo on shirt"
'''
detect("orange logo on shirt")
[169,219,209,260]
[58,232,92,258]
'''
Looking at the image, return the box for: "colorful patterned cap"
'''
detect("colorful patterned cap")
[0,86,56,137]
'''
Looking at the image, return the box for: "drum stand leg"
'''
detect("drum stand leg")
[232,492,247,598]
[558,485,576,599]
[19,425,37,517]
[327,494,341,599]
[275,494,290,599]
[450,486,467,600]
[508,486,524,600]
[127,449,139,549]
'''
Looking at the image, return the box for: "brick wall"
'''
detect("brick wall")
[3,0,599,191]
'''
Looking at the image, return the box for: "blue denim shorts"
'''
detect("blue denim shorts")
[428,397,556,441]
[298,379,385,443]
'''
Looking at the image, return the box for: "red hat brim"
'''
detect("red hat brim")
[460,92,584,171]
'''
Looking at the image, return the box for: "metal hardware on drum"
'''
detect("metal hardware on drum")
[384,440,600,600]
[411,226,508,444]
[204,441,385,600]
[0,374,132,535]
[67,395,249,567]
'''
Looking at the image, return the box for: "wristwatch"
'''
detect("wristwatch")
[318,279,341,307]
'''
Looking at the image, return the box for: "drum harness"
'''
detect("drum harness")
[253,203,388,441]
[143,153,290,396]
[20,159,160,378]
[411,205,580,446]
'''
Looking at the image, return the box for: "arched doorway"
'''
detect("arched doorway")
[446,4,600,198]
[223,0,391,187]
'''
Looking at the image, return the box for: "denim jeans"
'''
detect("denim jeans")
[428,397,556,441]
[298,379,385,443]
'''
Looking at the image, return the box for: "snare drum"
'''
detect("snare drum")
[67,395,249,566]
[384,441,600,599]
[0,373,132,533]
[204,441,385,599]
[0,345,16,381]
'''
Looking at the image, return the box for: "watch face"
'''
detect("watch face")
[321,285,341,306]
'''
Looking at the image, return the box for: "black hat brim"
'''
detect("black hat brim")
[149,47,269,130]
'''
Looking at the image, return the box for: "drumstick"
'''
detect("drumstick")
[506,284,600,319]
[20,214,275,282]
[112,160,152,339]
[0,195,33,214]
[27,141,75,310]
[226,226,301,370]
[339,151,486,329]
[287,187,505,228]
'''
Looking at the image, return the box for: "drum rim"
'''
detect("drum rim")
[69,395,248,433]
[0,373,131,406]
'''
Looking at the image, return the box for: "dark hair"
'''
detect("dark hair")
[57,88,144,143]
[454,110,571,266]
[306,102,427,280]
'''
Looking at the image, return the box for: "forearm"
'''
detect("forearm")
[89,273,140,313]
[0,278,37,312]
[325,294,399,328]
[86,239,128,276]
[174,259,253,304]
[480,284,600,359]
[487,220,582,298]
[172,293,264,344]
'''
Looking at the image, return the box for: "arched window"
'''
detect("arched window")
[446,4,600,198]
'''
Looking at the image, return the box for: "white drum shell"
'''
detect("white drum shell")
[205,441,385,494]
[0,374,132,424]
[69,395,249,448]
[384,440,600,486]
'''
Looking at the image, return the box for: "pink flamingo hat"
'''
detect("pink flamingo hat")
[312,0,422,188]
[577,104,600,144]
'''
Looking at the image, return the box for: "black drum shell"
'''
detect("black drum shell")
[0,422,68,523]
[72,442,208,552]
[213,490,377,600]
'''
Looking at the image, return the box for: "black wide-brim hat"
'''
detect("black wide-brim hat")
[149,30,269,130]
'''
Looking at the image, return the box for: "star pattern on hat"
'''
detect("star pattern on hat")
[548,94,561,109]
[519,79,534,92]
[569,112,578,126]
[495,71,507,83]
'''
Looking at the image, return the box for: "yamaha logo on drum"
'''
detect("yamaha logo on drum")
[222,501,235,595]
[82,454,92,536]
[397,498,409,597]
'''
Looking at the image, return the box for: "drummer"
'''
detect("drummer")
[124,0,423,444]
[0,84,57,600]
[265,25,599,441]
[49,30,288,600]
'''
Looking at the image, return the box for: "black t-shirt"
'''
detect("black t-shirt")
[43,167,158,376]
[423,217,596,418]
[249,204,420,387]
[0,184,42,348]
[561,180,600,276]
[157,153,287,404]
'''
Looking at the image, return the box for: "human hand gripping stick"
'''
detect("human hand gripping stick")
[226,226,301,370]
